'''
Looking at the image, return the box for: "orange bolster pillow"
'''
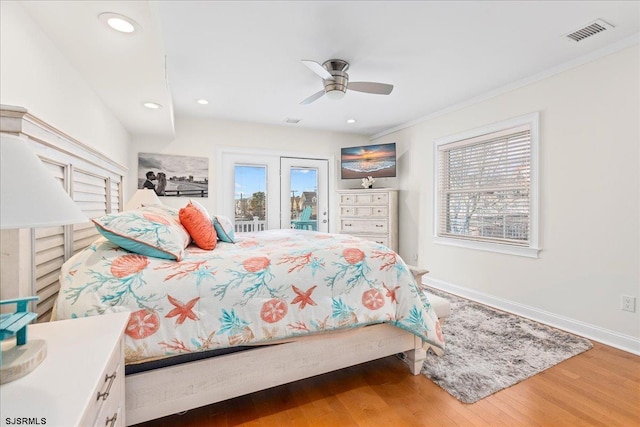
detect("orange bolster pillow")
[179,201,217,250]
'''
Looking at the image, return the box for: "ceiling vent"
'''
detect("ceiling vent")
[565,19,614,42]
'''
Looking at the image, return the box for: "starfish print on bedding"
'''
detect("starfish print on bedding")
[291,285,317,309]
[382,282,401,303]
[165,295,200,325]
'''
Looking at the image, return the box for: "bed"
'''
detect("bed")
[53,206,444,425]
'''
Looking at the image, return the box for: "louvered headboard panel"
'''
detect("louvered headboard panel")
[0,105,127,322]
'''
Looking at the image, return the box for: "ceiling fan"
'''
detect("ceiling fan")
[300,59,394,104]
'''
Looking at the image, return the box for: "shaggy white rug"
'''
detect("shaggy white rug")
[421,289,593,404]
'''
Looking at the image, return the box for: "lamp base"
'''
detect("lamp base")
[0,339,47,384]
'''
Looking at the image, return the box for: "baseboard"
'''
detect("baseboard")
[424,277,640,356]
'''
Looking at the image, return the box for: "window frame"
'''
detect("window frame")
[432,112,540,258]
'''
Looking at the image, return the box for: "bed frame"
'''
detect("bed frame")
[125,323,426,425]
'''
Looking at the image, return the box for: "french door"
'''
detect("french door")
[218,151,329,233]
[280,157,329,232]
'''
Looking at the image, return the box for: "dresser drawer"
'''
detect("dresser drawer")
[341,206,388,217]
[337,189,397,253]
[359,235,389,246]
[341,219,388,233]
[370,206,388,217]
[82,339,124,426]
[340,192,389,206]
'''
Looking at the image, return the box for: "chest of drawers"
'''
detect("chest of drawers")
[337,189,398,252]
[0,312,129,427]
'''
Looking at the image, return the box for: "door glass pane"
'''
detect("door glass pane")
[234,165,267,232]
[290,167,318,231]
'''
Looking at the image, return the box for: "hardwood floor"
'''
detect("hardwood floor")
[134,341,639,427]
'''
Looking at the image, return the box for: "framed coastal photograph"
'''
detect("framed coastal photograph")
[340,142,397,179]
[138,152,209,197]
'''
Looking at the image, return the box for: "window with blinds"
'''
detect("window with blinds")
[433,113,540,258]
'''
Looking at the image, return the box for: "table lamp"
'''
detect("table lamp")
[124,188,161,211]
[0,134,87,384]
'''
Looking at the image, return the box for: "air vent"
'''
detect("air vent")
[284,118,301,124]
[565,19,613,42]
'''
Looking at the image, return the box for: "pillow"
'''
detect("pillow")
[213,215,236,243]
[93,210,191,260]
[139,204,180,219]
[188,199,209,217]
[179,201,217,250]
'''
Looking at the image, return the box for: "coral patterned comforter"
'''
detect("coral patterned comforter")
[54,229,444,363]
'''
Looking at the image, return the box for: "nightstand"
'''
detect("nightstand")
[0,312,129,426]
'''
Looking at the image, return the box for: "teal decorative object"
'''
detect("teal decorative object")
[0,296,46,384]
[291,206,317,231]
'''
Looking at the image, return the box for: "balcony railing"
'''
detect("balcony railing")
[235,217,266,233]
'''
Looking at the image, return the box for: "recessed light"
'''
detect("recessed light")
[99,12,141,34]
[143,102,162,109]
[346,119,357,124]
[284,118,301,124]
[196,99,209,105]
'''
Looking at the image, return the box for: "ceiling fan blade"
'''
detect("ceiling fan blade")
[348,82,394,95]
[300,89,325,105]
[302,60,334,81]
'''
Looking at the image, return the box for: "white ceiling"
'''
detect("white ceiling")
[21,1,640,138]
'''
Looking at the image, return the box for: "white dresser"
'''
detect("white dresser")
[337,188,398,252]
[0,312,129,427]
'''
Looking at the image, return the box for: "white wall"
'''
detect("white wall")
[0,1,130,166]
[129,116,368,222]
[372,46,639,351]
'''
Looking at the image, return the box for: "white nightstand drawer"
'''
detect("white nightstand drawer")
[341,219,388,233]
[93,394,122,427]
[83,338,124,426]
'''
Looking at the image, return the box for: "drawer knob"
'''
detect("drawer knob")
[97,372,117,401]
[106,413,118,427]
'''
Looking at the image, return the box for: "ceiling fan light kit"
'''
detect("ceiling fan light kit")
[301,59,393,104]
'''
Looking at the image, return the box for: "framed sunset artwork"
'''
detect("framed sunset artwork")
[340,143,396,179]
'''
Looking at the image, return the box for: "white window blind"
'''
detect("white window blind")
[434,113,540,257]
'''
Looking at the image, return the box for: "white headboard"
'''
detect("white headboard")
[0,105,127,321]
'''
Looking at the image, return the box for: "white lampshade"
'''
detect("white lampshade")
[124,188,161,211]
[1,134,87,229]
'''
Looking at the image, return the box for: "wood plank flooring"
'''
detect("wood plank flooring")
[134,341,639,426]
